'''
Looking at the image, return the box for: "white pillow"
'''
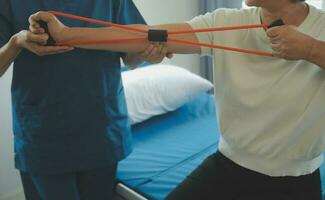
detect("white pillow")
[122,64,213,125]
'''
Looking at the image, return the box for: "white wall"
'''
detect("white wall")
[133,0,201,74]
[0,66,24,200]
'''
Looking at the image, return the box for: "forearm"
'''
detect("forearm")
[0,34,22,77]
[307,39,325,69]
[59,23,200,54]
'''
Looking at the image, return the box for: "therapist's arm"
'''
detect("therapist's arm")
[29,11,201,55]
[0,30,73,77]
[0,36,21,77]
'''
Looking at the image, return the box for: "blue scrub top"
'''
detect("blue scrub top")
[0,0,145,174]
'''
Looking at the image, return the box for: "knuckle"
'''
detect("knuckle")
[26,34,32,41]
[19,30,27,36]
[43,34,49,41]
[34,11,41,17]
[35,49,41,54]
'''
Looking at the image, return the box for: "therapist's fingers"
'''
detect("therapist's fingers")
[157,42,171,60]
[30,11,55,24]
[149,43,167,64]
[40,48,74,55]
[17,30,73,55]
[25,32,49,45]
[140,43,170,64]
[27,43,74,56]
[160,42,174,59]
[28,15,40,28]
[28,12,48,35]
[151,42,160,56]
[141,44,155,58]
[156,42,164,55]
[42,46,74,53]
[160,44,169,58]
[29,25,45,34]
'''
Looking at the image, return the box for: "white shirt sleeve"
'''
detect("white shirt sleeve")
[186,12,216,56]
[187,8,249,56]
[318,27,325,41]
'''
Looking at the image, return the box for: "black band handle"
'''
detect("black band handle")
[148,29,168,42]
[37,20,55,46]
[268,19,285,29]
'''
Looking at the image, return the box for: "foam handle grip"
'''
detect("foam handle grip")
[268,19,285,29]
[148,29,168,42]
[37,20,55,46]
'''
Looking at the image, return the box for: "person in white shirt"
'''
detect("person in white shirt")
[28,0,325,199]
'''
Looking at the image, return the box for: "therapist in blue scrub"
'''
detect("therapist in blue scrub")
[0,0,170,200]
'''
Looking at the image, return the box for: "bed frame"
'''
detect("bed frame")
[115,183,148,200]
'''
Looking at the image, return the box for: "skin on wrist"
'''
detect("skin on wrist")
[306,38,320,62]
[57,27,73,42]
[9,33,24,51]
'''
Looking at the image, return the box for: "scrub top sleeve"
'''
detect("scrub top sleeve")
[187,12,217,56]
[116,0,146,25]
[116,0,146,60]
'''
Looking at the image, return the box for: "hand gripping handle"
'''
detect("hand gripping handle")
[37,20,56,46]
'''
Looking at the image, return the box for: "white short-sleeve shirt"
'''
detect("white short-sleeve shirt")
[188,5,325,176]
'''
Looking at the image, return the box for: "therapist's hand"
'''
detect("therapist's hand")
[139,42,174,64]
[123,43,173,69]
[28,11,68,43]
[267,25,316,60]
[14,30,73,56]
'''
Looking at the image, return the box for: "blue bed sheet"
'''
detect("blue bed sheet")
[117,93,325,200]
[117,93,219,199]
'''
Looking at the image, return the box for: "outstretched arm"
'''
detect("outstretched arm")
[29,11,201,55]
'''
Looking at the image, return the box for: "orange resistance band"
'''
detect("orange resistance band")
[48,10,273,57]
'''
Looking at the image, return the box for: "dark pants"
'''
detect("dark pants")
[20,164,117,200]
[166,151,322,200]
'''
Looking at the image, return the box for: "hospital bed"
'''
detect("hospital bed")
[116,67,325,200]
[116,92,219,200]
